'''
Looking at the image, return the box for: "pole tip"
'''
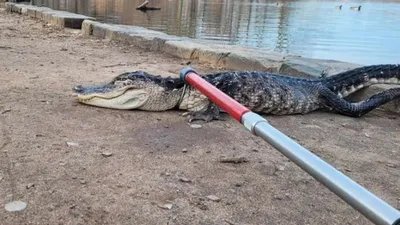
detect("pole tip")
[179,67,196,83]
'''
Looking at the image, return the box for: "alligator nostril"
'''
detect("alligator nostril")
[73,85,84,93]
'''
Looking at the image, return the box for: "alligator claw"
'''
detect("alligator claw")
[188,112,227,123]
[187,104,226,122]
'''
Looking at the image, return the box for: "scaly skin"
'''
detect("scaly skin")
[73,64,400,122]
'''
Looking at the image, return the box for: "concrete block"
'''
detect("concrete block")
[5,2,14,12]
[192,47,230,65]
[81,19,99,36]
[34,7,51,19]
[11,4,21,13]
[92,23,110,38]
[50,13,94,29]
[281,56,361,78]
[219,49,283,72]
[163,41,205,59]
[27,7,37,17]
[20,5,30,15]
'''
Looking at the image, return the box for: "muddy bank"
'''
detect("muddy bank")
[0,6,399,225]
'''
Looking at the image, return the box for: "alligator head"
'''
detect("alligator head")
[72,71,185,111]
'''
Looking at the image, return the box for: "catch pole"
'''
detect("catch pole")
[180,67,400,225]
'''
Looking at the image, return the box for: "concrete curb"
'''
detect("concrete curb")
[81,19,362,77]
[5,2,95,29]
[4,3,399,113]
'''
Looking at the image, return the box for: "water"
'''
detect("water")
[33,0,400,65]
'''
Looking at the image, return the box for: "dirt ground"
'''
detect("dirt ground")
[0,9,399,225]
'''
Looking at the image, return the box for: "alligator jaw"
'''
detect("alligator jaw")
[72,85,149,110]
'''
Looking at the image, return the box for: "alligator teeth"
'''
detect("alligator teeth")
[370,78,378,83]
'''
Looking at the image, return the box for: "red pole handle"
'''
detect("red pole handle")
[180,68,250,122]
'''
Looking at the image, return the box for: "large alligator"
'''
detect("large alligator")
[72,64,400,122]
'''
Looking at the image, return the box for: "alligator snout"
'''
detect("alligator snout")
[73,85,85,93]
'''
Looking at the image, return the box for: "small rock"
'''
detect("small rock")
[60,47,68,51]
[364,133,371,138]
[344,168,352,172]
[273,195,284,200]
[179,177,191,183]
[101,152,113,157]
[206,195,221,202]
[252,149,259,152]
[386,163,396,168]
[220,156,248,164]
[276,165,285,171]
[157,203,173,210]
[0,176,3,182]
[190,124,202,129]
[5,201,27,212]
[26,183,35,189]
[1,109,11,114]
[66,142,79,147]
[79,179,86,184]
[182,148,188,153]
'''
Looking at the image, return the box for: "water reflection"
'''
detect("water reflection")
[33,0,400,65]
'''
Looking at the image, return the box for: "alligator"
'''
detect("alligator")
[72,64,400,122]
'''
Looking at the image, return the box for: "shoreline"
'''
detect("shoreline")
[5,2,361,78]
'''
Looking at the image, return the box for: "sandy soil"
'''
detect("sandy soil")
[0,9,399,225]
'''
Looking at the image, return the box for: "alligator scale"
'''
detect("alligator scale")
[73,64,400,122]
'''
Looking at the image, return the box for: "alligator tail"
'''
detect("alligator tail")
[319,86,400,117]
[323,64,400,97]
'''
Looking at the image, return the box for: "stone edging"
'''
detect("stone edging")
[5,2,95,29]
[5,2,362,78]
[3,2,399,113]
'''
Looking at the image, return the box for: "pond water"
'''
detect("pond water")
[33,0,400,65]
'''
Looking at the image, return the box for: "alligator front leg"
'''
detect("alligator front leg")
[188,103,227,122]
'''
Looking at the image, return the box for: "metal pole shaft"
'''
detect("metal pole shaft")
[180,67,400,225]
[242,112,400,225]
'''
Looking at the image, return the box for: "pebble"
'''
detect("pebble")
[26,183,35,189]
[182,148,188,153]
[190,124,202,129]
[101,152,113,157]
[157,203,173,210]
[66,142,79,147]
[179,177,191,183]
[386,163,396,168]
[276,165,285,171]
[220,156,248,164]
[206,195,221,202]
[0,176,3,182]
[79,179,86,184]
[1,109,11,114]
[364,133,371,138]
[5,201,27,212]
